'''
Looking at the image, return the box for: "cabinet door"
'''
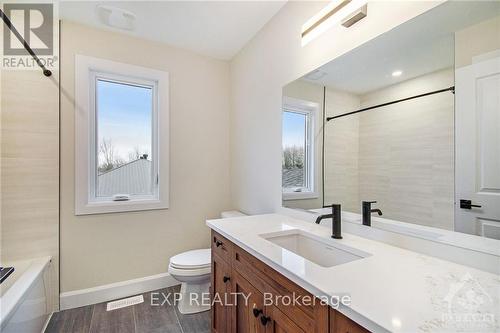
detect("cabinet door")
[231,271,266,333]
[212,254,232,333]
[262,305,306,333]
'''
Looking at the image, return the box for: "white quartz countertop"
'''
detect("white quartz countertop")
[207,214,500,333]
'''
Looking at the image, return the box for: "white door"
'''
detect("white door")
[455,54,500,239]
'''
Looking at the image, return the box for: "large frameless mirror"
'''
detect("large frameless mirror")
[281,1,500,249]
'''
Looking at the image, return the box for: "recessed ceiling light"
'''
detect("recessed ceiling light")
[392,70,403,77]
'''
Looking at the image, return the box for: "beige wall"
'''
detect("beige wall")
[229,1,442,214]
[282,79,323,209]
[1,69,60,309]
[455,15,500,68]
[60,21,231,292]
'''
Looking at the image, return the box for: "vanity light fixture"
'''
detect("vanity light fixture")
[392,70,403,77]
[341,4,368,28]
[301,0,368,46]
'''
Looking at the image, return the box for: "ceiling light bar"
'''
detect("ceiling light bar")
[341,4,367,28]
[302,0,368,46]
[302,0,352,38]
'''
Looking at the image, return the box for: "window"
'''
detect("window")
[75,55,169,215]
[95,79,154,198]
[282,97,318,200]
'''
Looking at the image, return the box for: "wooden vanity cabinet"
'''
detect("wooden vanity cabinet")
[330,310,370,333]
[211,231,369,333]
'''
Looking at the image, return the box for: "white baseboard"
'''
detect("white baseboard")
[60,273,179,310]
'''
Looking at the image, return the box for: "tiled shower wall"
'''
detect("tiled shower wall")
[0,68,60,310]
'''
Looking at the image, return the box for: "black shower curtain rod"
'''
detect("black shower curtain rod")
[326,86,455,122]
[0,9,52,77]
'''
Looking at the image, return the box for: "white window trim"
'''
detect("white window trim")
[75,55,169,215]
[282,96,320,201]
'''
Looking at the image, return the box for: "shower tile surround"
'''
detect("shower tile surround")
[324,68,454,230]
[0,70,60,310]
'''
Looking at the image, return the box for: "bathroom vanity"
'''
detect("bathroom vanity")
[207,214,500,333]
[210,230,367,333]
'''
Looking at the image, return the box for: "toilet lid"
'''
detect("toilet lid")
[170,249,211,269]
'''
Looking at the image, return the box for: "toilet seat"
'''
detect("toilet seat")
[169,249,211,271]
[168,265,211,277]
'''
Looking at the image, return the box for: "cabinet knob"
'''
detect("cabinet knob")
[215,240,223,247]
[223,276,230,283]
[252,308,263,318]
[260,316,271,326]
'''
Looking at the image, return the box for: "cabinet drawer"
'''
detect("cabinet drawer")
[232,245,328,333]
[211,231,233,263]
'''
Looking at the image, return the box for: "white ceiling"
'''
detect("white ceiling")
[60,1,286,60]
[302,1,500,95]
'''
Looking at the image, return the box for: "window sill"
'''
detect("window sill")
[75,198,168,215]
[282,191,319,201]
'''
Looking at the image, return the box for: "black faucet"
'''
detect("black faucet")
[362,201,383,226]
[315,204,342,239]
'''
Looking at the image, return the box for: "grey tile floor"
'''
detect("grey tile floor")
[45,285,210,333]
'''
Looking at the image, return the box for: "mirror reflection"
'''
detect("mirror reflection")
[282,1,500,241]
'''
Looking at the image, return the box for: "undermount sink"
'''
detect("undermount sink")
[260,229,370,267]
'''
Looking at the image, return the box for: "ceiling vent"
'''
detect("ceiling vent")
[96,5,136,31]
[304,70,328,81]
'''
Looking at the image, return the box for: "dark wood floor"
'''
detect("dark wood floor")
[45,285,210,333]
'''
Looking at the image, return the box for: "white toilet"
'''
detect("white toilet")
[168,248,211,314]
[168,210,246,314]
